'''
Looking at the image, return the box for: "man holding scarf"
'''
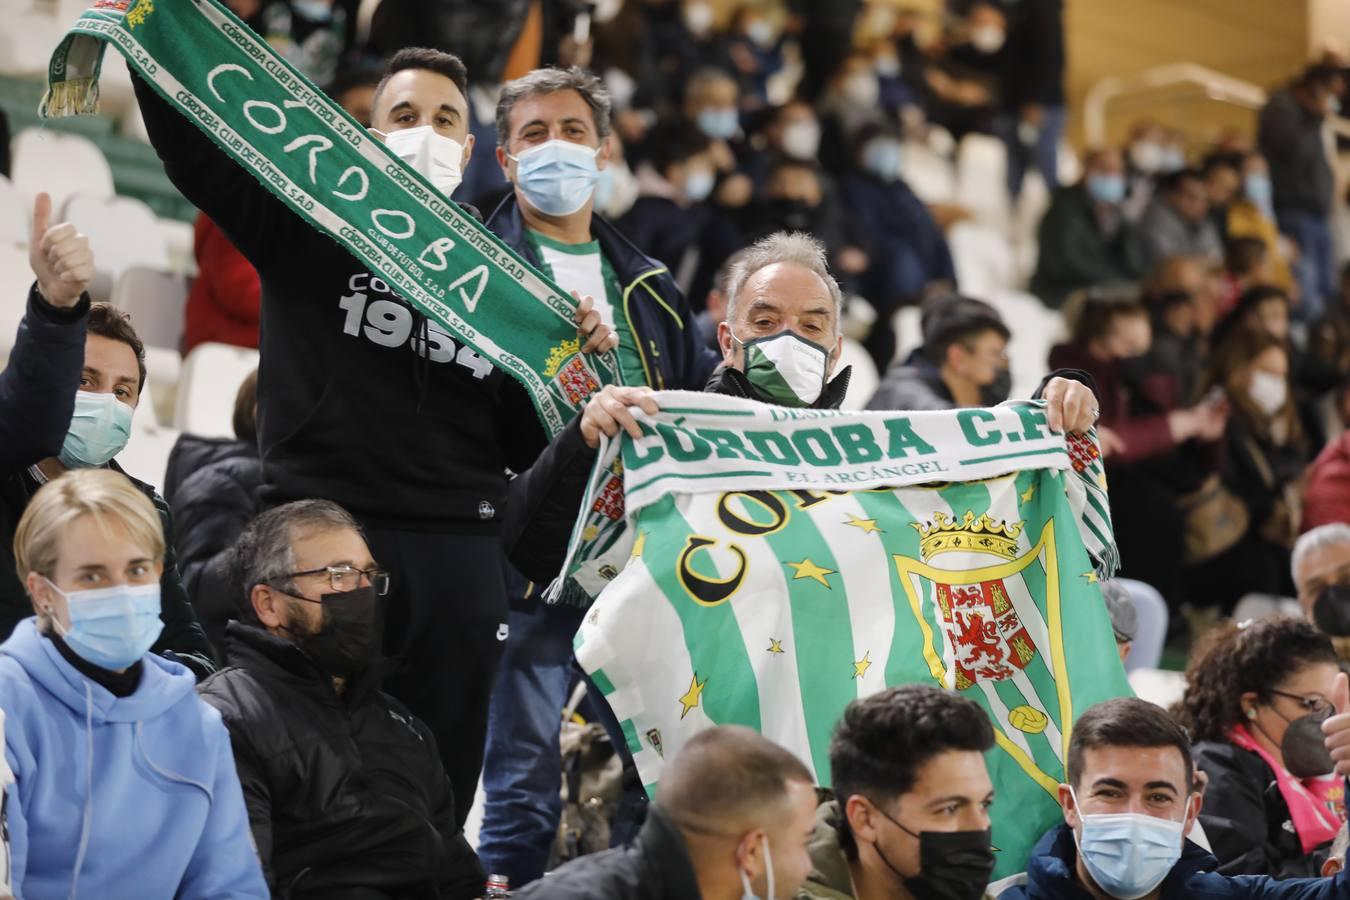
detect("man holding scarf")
[131,47,614,820]
[479,66,719,883]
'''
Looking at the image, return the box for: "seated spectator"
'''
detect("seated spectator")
[922,1,1003,142]
[868,296,1010,411]
[680,67,754,210]
[3,468,265,897]
[168,371,262,652]
[4,215,215,676]
[328,64,382,128]
[1101,579,1138,665]
[1201,152,1245,240]
[753,100,823,168]
[1190,329,1310,606]
[1310,262,1350,374]
[182,212,262,354]
[1226,152,1297,299]
[818,52,889,176]
[1004,697,1350,899]
[1303,439,1350,540]
[1176,617,1344,876]
[621,122,743,303]
[724,4,784,111]
[515,726,818,899]
[1148,254,1225,345]
[743,158,868,286]
[798,685,997,900]
[1121,120,1173,221]
[1031,148,1146,309]
[695,249,749,352]
[1050,288,1226,610]
[198,500,485,898]
[1292,526,1350,658]
[1142,287,1203,406]
[841,123,957,368]
[1219,237,1274,313]
[1137,168,1224,269]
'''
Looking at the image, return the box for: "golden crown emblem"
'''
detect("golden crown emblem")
[911,511,1024,561]
[543,337,581,378]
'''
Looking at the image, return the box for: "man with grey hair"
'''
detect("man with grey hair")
[198,499,486,899]
[481,65,717,884]
[1293,523,1350,651]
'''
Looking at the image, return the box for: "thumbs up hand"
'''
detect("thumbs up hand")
[28,192,94,309]
[1321,671,1350,778]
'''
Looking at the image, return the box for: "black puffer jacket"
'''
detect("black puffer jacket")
[1192,739,1330,878]
[168,439,262,652]
[197,623,485,900]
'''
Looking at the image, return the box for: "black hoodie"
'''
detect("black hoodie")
[131,76,547,532]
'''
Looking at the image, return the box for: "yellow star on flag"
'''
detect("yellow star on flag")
[1081,571,1099,584]
[1020,483,1036,504]
[630,530,647,559]
[582,525,600,541]
[845,514,883,534]
[853,651,872,679]
[785,558,834,587]
[767,639,785,654]
[678,674,707,719]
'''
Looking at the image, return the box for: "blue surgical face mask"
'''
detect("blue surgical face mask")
[684,168,716,202]
[45,578,163,671]
[697,107,740,140]
[1071,787,1187,900]
[509,139,602,216]
[60,391,134,469]
[1245,172,1273,210]
[1086,173,1126,206]
[863,139,903,182]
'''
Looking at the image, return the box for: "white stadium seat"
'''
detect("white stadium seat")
[949,221,1018,297]
[955,133,1012,233]
[837,337,879,410]
[899,140,956,206]
[0,177,29,249]
[0,244,33,361]
[117,373,182,490]
[111,266,188,352]
[11,130,115,214]
[61,193,170,293]
[174,342,259,438]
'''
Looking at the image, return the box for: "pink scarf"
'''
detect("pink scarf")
[1229,724,1346,854]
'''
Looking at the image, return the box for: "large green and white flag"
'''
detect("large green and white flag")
[571,391,1131,879]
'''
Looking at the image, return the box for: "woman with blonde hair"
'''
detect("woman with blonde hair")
[2,468,265,898]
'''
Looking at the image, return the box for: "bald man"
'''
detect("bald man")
[516,726,818,900]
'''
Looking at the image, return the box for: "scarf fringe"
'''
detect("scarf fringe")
[41,78,99,119]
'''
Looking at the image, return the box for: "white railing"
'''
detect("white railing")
[1083,63,1270,147]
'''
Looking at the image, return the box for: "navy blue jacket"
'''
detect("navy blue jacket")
[840,172,956,308]
[999,823,1350,900]
[485,193,719,392]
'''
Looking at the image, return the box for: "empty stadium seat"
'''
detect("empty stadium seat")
[0,244,33,360]
[111,266,188,351]
[954,133,1012,233]
[949,221,1018,297]
[61,193,170,292]
[174,342,259,438]
[118,374,182,490]
[981,288,1066,399]
[0,177,27,248]
[837,337,880,410]
[899,140,957,205]
[11,129,116,213]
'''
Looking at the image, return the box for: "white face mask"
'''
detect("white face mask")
[1248,370,1288,416]
[380,125,465,197]
[739,833,776,900]
[781,120,821,160]
[970,25,1006,53]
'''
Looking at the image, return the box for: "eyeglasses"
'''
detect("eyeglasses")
[1268,688,1333,718]
[276,565,390,598]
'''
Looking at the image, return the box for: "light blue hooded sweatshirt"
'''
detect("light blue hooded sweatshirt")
[0,619,267,899]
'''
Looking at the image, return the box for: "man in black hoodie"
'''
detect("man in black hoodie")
[131,48,613,814]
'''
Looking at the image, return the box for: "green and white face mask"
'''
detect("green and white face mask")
[734,329,830,407]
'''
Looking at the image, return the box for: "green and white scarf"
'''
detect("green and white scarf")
[44,0,622,436]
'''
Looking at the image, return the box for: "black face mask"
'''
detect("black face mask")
[1281,711,1336,778]
[287,585,382,679]
[1313,584,1350,637]
[873,805,996,900]
[764,198,820,233]
[981,368,1012,406]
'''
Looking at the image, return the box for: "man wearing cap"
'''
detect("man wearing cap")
[1100,579,1138,665]
[867,296,1013,411]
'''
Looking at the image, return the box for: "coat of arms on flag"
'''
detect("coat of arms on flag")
[569,392,1130,879]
